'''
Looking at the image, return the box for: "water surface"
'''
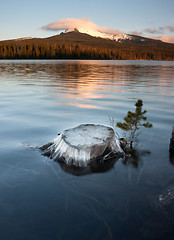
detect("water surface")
[0,60,174,240]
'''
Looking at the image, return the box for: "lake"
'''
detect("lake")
[0,60,174,240]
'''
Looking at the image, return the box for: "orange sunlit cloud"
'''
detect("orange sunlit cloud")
[149,35,174,43]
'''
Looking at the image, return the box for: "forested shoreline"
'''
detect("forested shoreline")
[0,32,174,61]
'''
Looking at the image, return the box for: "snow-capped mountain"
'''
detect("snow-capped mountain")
[42,18,174,44]
[62,28,165,45]
[112,33,133,42]
[65,28,133,42]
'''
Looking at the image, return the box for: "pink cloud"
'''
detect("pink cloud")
[42,18,98,31]
[149,35,174,44]
[145,26,174,34]
[130,31,142,36]
[42,18,122,35]
[99,27,122,35]
[166,26,174,32]
[145,28,160,34]
[159,35,174,43]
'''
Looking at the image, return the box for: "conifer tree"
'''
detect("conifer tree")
[116,99,152,149]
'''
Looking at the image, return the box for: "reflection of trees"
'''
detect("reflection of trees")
[0,61,172,90]
[122,149,151,168]
[0,61,172,106]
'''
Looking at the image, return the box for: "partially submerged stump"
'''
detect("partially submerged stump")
[40,124,124,167]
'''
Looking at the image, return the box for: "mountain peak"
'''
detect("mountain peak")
[64,27,132,43]
[61,30,168,46]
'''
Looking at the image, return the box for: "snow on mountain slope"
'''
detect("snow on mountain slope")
[65,28,132,42]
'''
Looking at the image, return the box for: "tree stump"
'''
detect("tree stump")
[40,124,124,167]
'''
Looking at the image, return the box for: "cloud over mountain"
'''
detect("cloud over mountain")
[144,25,174,43]
[150,35,174,44]
[145,26,174,34]
[42,18,174,44]
[42,18,122,37]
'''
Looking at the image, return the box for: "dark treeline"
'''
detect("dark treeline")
[0,37,174,60]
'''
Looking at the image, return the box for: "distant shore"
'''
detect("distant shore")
[1,31,174,61]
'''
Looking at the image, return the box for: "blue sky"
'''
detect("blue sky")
[0,0,174,42]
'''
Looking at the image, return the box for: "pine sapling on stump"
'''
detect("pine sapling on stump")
[116,99,153,149]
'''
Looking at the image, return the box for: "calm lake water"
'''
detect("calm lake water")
[0,60,174,240]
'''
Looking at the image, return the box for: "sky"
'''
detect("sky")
[0,0,174,43]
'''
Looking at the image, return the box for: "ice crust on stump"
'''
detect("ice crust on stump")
[40,124,123,167]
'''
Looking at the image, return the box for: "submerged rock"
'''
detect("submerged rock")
[157,185,174,206]
[40,124,124,167]
[169,127,174,154]
[150,184,174,211]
